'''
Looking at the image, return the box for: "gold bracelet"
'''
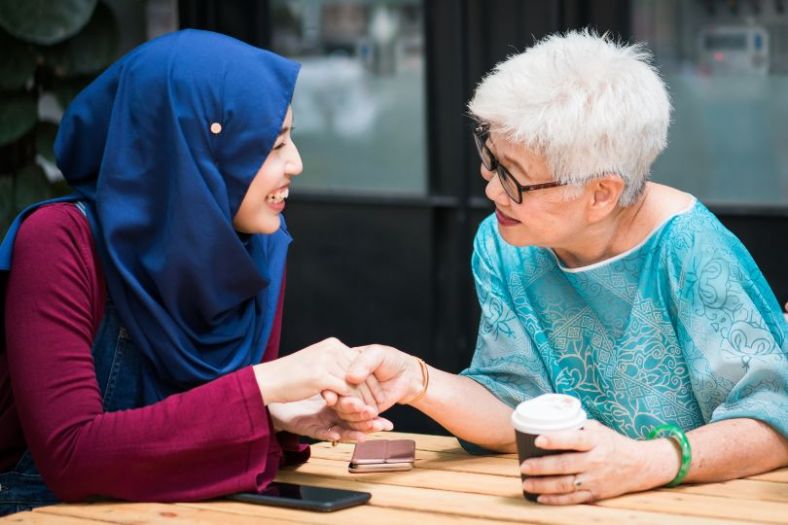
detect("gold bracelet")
[405,357,429,405]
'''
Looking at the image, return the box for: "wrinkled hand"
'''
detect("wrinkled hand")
[329,344,423,431]
[519,420,671,504]
[268,395,392,443]
[320,375,393,433]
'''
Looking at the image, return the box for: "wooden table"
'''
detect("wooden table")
[3,431,787,524]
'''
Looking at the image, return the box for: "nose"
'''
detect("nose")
[479,163,494,182]
[482,165,508,205]
[287,141,303,177]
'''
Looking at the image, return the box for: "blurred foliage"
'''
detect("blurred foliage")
[0,0,118,235]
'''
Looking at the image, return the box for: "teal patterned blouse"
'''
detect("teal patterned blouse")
[461,200,787,439]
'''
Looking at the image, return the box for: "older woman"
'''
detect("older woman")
[339,30,788,504]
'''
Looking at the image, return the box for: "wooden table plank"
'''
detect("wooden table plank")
[180,501,534,525]
[287,456,520,496]
[316,438,786,485]
[312,442,519,477]
[0,512,107,524]
[276,469,752,525]
[598,491,788,524]
[287,453,788,524]
[665,479,788,503]
[317,437,788,502]
[28,503,298,525]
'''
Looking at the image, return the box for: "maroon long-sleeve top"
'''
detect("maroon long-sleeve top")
[0,203,307,501]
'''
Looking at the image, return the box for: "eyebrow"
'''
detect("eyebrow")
[277,126,291,137]
[488,135,529,180]
[503,151,528,177]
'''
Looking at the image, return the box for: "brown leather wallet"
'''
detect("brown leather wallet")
[348,439,416,473]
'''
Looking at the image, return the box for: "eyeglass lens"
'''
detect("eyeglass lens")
[474,128,521,203]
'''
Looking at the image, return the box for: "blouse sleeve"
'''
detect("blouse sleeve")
[5,204,283,502]
[460,217,553,409]
[668,212,788,437]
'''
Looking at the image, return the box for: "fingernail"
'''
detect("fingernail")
[521,462,531,474]
[535,436,547,447]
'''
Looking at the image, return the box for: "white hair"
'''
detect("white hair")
[468,29,671,205]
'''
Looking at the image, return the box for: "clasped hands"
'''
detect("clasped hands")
[260,339,420,443]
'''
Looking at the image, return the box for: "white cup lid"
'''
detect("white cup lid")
[511,394,587,434]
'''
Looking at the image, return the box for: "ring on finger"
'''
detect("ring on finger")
[328,425,338,447]
[572,474,584,491]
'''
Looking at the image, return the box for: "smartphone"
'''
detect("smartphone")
[349,439,416,473]
[227,482,371,512]
[349,461,413,473]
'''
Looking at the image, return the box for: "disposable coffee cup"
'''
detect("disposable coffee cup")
[511,394,587,502]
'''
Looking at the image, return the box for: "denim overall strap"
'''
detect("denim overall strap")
[1,204,148,515]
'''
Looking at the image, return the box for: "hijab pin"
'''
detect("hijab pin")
[210,122,223,134]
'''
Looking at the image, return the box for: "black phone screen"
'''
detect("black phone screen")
[227,482,371,512]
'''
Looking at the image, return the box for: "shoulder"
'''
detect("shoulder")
[660,200,744,264]
[16,202,92,245]
[17,202,90,241]
[7,202,107,341]
[659,201,782,315]
[13,203,98,278]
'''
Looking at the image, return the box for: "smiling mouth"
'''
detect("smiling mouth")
[266,187,289,204]
[495,208,520,225]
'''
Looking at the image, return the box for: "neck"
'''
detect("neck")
[553,186,650,268]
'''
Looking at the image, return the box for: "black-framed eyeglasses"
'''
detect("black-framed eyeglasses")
[472,124,567,204]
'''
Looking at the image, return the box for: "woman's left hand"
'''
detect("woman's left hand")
[268,395,393,443]
[520,420,677,504]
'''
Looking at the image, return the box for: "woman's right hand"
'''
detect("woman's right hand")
[330,344,426,431]
[253,337,370,405]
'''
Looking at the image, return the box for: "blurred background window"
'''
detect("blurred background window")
[632,0,788,207]
[269,0,427,195]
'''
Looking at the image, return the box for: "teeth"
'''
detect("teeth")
[266,188,289,204]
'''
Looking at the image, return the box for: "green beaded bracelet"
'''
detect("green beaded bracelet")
[648,423,691,487]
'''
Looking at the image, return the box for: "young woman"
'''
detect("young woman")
[0,30,383,515]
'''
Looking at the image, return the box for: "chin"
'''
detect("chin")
[257,222,281,235]
[498,227,532,247]
[261,214,283,234]
[239,217,281,235]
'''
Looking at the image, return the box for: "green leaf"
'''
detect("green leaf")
[14,162,52,212]
[0,28,37,90]
[0,94,37,147]
[36,121,58,163]
[42,2,118,77]
[0,0,98,46]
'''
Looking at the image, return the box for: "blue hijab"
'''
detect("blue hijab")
[0,30,300,401]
